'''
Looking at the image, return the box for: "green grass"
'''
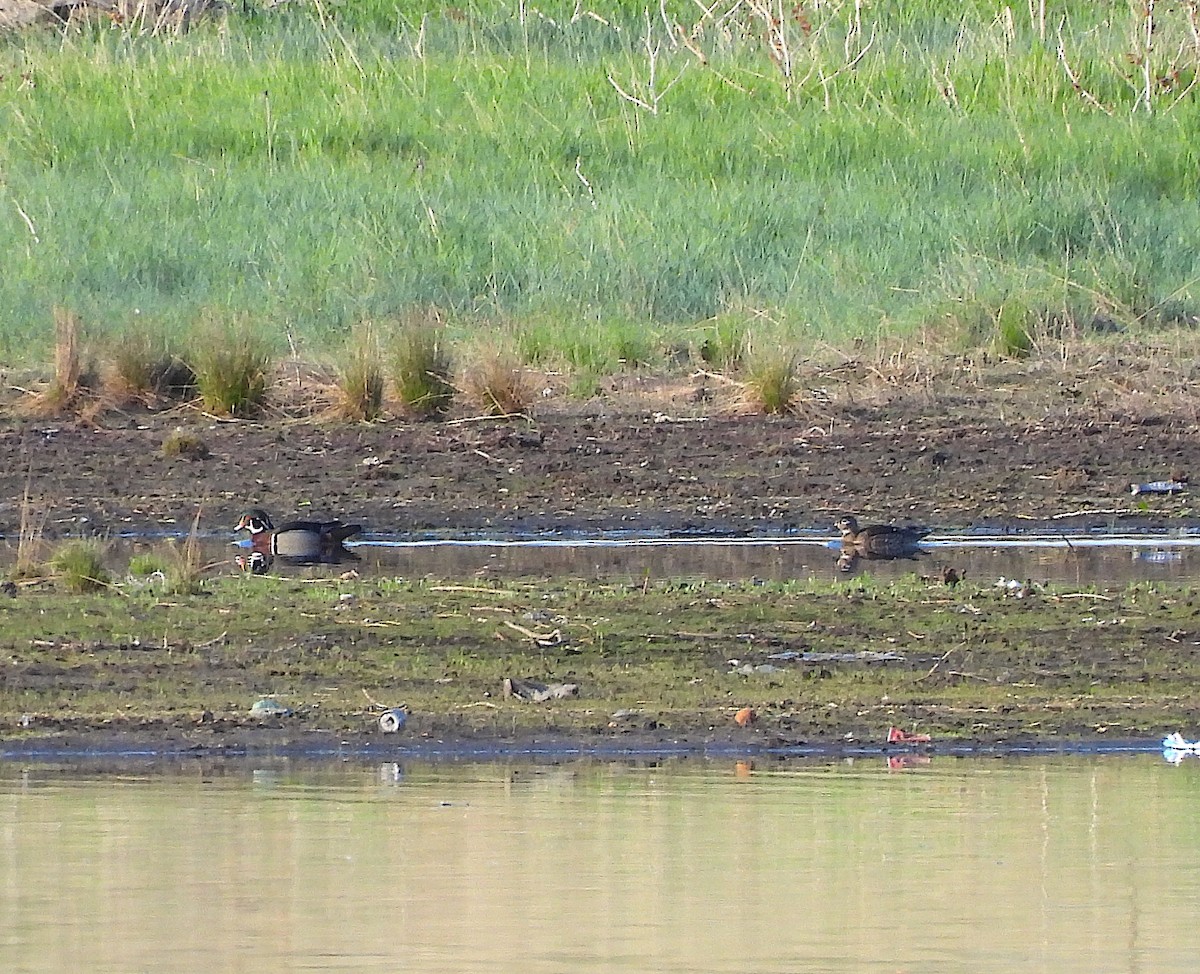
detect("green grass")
[744,349,800,415]
[48,540,110,593]
[1,2,1200,368]
[336,321,386,421]
[389,312,455,418]
[190,316,272,416]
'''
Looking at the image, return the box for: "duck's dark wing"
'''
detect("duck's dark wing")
[855,525,928,557]
[274,519,361,543]
[323,523,362,545]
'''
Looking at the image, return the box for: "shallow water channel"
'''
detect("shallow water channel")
[3,754,1199,972]
[345,532,1200,585]
[197,522,1200,585]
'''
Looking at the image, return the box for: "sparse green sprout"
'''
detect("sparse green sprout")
[50,540,110,593]
[161,429,209,460]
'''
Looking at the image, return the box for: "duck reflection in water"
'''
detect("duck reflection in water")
[236,547,359,574]
[835,515,928,573]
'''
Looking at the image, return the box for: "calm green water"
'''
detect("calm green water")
[1,755,1198,973]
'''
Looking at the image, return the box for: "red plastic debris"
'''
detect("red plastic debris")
[887,726,932,744]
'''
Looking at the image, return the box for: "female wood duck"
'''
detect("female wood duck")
[235,508,361,560]
[835,515,927,558]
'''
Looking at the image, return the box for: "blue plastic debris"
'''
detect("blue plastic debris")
[1131,480,1187,496]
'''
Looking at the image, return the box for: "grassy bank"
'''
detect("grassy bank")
[3,567,1200,744]
[1,1,1200,368]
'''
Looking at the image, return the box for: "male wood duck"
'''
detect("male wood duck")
[835,515,927,558]
[235,508,361,561]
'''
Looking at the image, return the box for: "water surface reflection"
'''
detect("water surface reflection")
[2,756,1199,972]
[109,535,1200,586]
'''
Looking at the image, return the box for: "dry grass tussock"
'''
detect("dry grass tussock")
[9,313,1200,426]
[739,348,801,416]
[10,482,49,581]
[805,331,1200,423]
[460,345,535,416]
[20,311,196,419]
[162,508,210,595]
[22,308,100,419]
[102,326,195,408]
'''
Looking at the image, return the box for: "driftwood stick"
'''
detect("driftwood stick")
[918,646,956,682]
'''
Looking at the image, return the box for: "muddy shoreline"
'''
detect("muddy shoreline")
[0,727,1169,766]
[3,361,1200,761]
[2,367,1198,541]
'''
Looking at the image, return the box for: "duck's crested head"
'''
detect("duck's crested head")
[236,508,274,534]
[835,515,860,536]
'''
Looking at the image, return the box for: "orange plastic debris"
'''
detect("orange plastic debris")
[734,707,756,727]
[887,726,932,744]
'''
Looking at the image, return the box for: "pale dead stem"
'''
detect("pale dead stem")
[1057,3,1200,116]
[607,6,691,114]
[1056,22,1113,115]
[608,0,872,112]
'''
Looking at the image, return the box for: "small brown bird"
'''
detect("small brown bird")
[835,515,927,558]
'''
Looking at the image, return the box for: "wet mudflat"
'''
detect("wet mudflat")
[2,564,1200,756]
[2,362,1200,754]
[0,362,1198,543]
[3,756,1199,973]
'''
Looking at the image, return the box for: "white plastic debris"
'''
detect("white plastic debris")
[1162,731,1200,752]
[378,709,407,734]
[250,697,292,717]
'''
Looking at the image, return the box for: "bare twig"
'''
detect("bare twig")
[1057,22,1114,115]
[503,620,564,647]
[917,647,956,682]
